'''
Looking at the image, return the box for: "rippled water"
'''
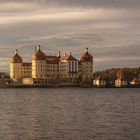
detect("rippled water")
[0,88,140,140]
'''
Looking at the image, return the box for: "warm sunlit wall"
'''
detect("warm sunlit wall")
[81,62,93,80]
[32,60,46,79]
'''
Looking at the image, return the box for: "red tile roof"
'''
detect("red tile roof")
[11,52,22,63]
[61,54,78,61]
[80,52,93,62]
[32,47,46,61]
[22,63,32,66]
[46,56,59,64]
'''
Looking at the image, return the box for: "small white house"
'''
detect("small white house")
[115,78,127,87]
[130,78,137,85]
[93,77,107,87]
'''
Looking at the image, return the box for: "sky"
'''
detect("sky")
[0,0,140,72]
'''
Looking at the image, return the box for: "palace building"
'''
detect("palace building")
[10,46,93,84]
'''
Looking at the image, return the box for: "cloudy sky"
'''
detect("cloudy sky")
[0,0,140,72]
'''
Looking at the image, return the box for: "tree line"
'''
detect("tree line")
[93,67,140,82]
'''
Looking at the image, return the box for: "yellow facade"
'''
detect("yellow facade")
[10,63,32,81]
[32,60,46,79]
[10,47,94,83]
[59,59,79,78]
[81,62,93,80]
[22,78,33,85]
[46,64,59,79]
[10,63,22,80]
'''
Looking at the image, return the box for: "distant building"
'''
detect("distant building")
[130,78,137,85]
[115,77,127,87]
[10,49,32,81]
[93,76,107,87]
[10,46,94,84]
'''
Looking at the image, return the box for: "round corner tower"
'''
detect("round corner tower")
[10,49,23,80]
[32,45,46,79]
[80,48,94,80]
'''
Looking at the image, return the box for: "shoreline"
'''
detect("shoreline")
[0,84,140,89]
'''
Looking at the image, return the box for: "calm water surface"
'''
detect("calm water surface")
[0,88,140,140]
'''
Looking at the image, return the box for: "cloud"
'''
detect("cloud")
[1,0,140,8]
[0,0,140,12]
[0,0,140,72]
[45,0,140,9]
[0,9,104,25]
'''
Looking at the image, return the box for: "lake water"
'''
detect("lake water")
[0,88,140,140]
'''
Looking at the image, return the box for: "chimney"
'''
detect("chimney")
[15,49,18,54]
[35,47,37,52]
[37,45,41,51]
[85,48,88,53]
[58,52,61,57]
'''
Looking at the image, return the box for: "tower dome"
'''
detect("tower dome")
[80,48,93,62]
[11,49,22,63]
[32,45,46,60]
